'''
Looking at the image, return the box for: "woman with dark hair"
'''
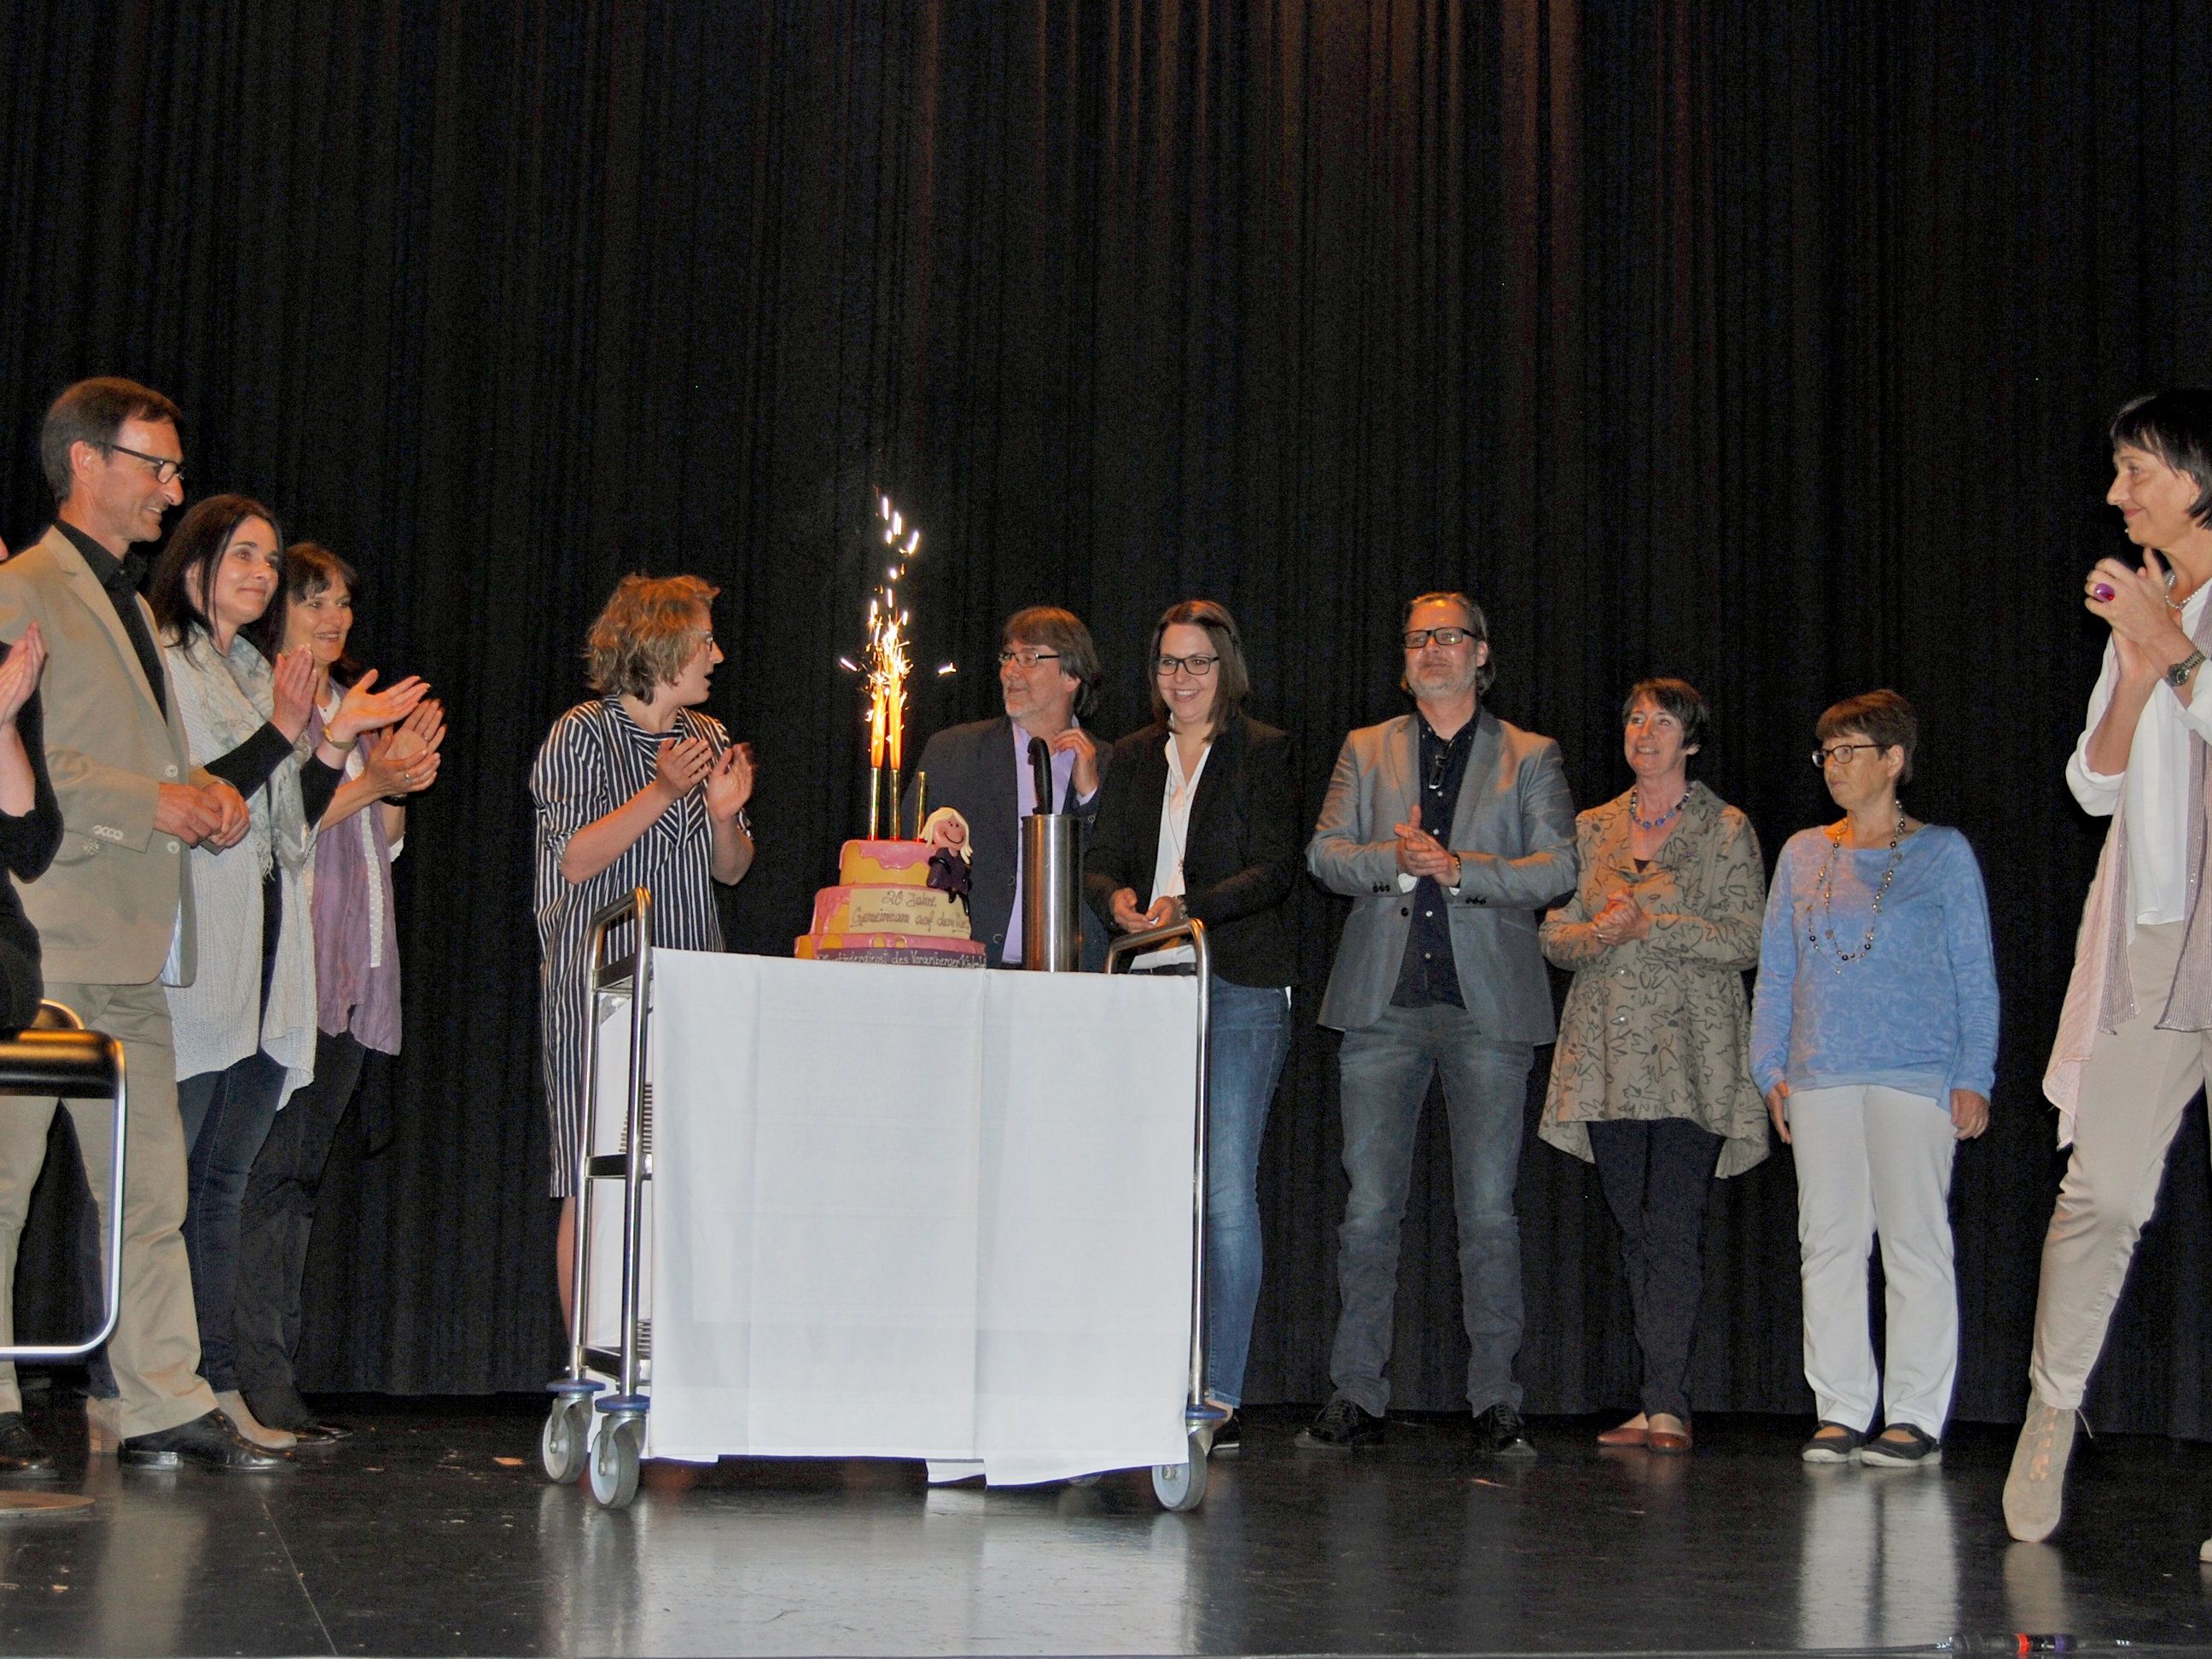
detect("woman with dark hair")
[149,496,424,1449]
[232,543,443,1442]
[2011,391,2212,1548]
[1750,690,1998,1468]
[1539,678,1766,1454]
[531,573,754,1317]
[1085,600,1301,1456]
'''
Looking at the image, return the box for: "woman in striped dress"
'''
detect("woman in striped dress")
[530,574,754,1316]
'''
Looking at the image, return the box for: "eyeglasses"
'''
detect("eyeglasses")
[1402,626,1474,649]
[102,442,183,486]
[1811,742,1884,769]
[1155,653,1220,678]
[998,649,1062,669]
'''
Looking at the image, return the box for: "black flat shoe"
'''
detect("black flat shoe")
[243,1386,353,1441]
[120,1410,292,1472]
[0,1412,57,1479]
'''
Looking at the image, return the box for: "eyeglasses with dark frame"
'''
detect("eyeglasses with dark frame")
[997,648,1062,669]
[100,441,184,487]
[1154,653,1220,678]
[1810,742,1886,769]
[1402,626,1475,649]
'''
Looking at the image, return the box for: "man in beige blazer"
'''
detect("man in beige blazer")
[1298,591,1576,1458]
[0,377,282,1471]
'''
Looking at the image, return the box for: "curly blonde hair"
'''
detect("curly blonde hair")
[585,573,720,699]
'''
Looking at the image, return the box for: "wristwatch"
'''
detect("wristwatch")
[2169,648,2208,690]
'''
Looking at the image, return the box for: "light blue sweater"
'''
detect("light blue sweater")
[1749,824,2000,1103]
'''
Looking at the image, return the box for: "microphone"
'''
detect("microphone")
[1027,736,1054,815]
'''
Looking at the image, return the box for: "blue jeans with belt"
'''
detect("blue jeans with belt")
[1203,977,1292,1407]
[1327,1002,1534,1416]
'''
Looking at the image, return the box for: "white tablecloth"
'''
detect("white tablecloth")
[588,950,1201,1486]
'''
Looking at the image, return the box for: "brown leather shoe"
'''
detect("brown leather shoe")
[1596,1417,1648,1447]
[1646,1418,1692,1454]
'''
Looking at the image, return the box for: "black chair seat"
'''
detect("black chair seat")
[0,1029,122,1097]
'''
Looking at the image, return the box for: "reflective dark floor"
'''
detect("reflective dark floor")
[1,1391,2209,1656]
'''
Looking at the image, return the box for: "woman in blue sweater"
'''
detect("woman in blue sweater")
[1751,690,1999,1467]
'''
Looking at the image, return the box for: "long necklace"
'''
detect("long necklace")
[1807,808,1907,969]
[1630,785,1685,831]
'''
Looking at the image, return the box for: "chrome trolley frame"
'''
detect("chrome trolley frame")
[540,888,655,1509]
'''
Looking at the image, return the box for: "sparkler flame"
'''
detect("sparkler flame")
[848,492,952,795]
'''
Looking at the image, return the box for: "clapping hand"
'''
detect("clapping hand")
[0,624,46,727]
[1590,891,1650,946]
[362,699,445,795]
[653,734,713,799]
[328,670,430,747]
[271,646,319,742]
[1392,803,1458,882]
[705,742,754,822]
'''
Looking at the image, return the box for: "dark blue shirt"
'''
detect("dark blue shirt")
[1390,713,1476,1008]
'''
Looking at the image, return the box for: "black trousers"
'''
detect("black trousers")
[233,1028,367,1397]
[1586,1117,1723,1421]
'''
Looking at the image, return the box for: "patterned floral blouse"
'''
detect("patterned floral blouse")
[1538,782,1770,1178]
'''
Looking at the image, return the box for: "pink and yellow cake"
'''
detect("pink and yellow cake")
[795,834,986,967]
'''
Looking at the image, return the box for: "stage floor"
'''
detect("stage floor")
[0,1394,2209,1656]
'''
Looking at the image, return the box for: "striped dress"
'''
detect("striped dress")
[530,698,729,1196]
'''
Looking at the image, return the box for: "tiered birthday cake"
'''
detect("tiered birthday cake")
[795,812,986,968]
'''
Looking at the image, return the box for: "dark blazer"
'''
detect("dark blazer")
[0,687,61,1030]
[903,714,1111,969]
[1084,711,1301,988]
[1307,707,1576,1039]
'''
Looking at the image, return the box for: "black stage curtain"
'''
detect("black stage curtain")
[3,0,2212,1429]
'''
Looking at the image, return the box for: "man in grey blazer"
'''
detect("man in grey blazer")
[1299,591,1576,1456]
[0,378,280,1472]
[903,606,1110,969]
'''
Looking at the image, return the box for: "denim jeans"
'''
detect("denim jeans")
[236,1029,367,1396]
[1203,978,1291,1407]
[1328,1003,1534,1416]
[178,1051,287,1393]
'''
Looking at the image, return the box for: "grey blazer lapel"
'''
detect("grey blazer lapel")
[1450,711,1503,847]
[1383,715,1420,835]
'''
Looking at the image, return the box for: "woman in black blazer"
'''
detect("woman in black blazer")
[1086,600,1300,1455]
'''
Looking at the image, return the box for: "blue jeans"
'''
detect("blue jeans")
[1203,978,1291,1407]
[178,1051,287,1394]
[1328,1003,1533,1416]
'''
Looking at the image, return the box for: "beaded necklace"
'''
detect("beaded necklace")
[1629,786,1685,832]
[1807,809,1907,970]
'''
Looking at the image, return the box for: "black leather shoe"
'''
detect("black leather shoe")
[1470,1402,1538,1458]
[1296,1397,1386,1450]
[243,1387,353,1441]
[120,1411,292,1472]
[1208,1414,1242,1458]
[0,1412,57,1479]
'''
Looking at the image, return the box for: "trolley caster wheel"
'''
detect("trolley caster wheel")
[1152,1434,1208,1512]
[589,1417,643,1509]
[541,1397,590,1484]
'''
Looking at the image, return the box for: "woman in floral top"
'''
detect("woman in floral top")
[1540,678,1766,1454]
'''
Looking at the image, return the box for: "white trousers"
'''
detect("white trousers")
[1788,1084,1959,1435]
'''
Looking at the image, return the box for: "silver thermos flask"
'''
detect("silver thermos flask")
[1019,736,1081,971]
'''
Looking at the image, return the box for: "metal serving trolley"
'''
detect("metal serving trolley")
[0,1001,130,1518]
[542,889,1218,1512]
